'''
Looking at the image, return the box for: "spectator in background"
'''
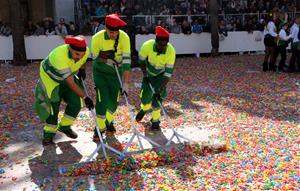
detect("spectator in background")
[34,22,45,36]
[139,25,149,34]
[229,0,237,13]
[43,18,55,36]
[120,0,126,13]
[45,17,55,29]
[109,2,120,14]
[288,15,300,72]
[160,5,170,15]
[226,20,234,31]
[219,20,228,37]
[146,23,155,34]
[68,22,79,36]
[161,22,170,32]
[257,0,265,12]
[199,0,207,14]
[92,19,104,34]
[134,4,142,15]
[55,23,68,38]
[275,22,292,72]
[274,12,286,30]
[171,20,182,34]
[122,1,137,16]
[263,13,278,71]
[191,19,203,34]
[181,19,192,34]
[240,0,247,12]
[59,18,70,33]
[25,20,37,36]
[256,19,265,31]
[233,19,243,31]
[0,22,12,36]
[95,4,107,17]
[244,19,255,33]
[273,12,288,69]
[82,0,92,21]
[81,21,93,36]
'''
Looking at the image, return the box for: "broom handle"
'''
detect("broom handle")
[111,59,144,150]
[81,78,108,159]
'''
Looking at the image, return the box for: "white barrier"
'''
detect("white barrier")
[0,32,265,60]
[25,35,65,60]
[24,35,93,60]
[0,36,13,60]
[136,31,265,56]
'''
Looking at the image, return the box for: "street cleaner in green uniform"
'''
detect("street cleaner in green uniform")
[135,26,176,130]
[91,14,131,140]
[34,36,94,145]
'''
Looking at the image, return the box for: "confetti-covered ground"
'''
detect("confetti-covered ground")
[0,55,299,190]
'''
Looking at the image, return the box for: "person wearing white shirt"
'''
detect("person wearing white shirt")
[263,14,278,71]
[288,16,300,72]
[276,22,292,71]
[92,19,104,35]
[55,23,68,38]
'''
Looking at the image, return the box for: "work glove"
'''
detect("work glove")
[84,96,94,110]
[153,92,161,101]
[99,50,115,59]
[143,76,150,84]
[121,83,129,96]
[77,68,86,80]
[107,59,116,65]
[153,79,168,101]
[159,79,168,93]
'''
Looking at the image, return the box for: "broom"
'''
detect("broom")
[58,60,229,176]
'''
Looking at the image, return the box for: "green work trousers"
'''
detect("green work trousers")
[43,77,82,139]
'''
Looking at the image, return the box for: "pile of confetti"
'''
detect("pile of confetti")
[59,143,228,177]
[0,55,299,190]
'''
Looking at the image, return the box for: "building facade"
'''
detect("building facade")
[0,0,74,24]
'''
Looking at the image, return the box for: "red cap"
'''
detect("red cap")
[105,14,127,29]
[64,36,87,48]
[155,26,169,38]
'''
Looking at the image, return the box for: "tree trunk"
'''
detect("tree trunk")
[209,0,219,56]
[9,0,27,66]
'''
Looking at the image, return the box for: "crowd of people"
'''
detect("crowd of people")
[82,0,298,16]
[221,0,298,14]
[263,13,300,73]
[0,0,298,37]
[23,17,79,37]
[79,0,299,35]
[0,20,12,36]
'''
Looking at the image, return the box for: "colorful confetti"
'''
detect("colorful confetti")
[0,55,299,190]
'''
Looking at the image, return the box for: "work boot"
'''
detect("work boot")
[135,110,146,122]
[42,132,55,146]
[42,137,55,146]
[58,124,78,139]
[151,121,161,131]
[93,128,105,142]
[106,121,116,133]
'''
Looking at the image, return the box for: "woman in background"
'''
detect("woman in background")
[263,13,278,71]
